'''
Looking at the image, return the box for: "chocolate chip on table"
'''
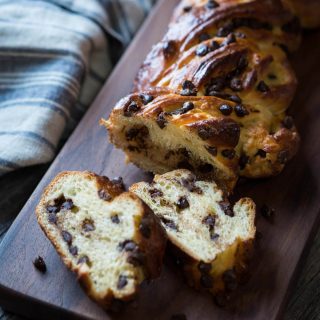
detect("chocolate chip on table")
[180,80,197,96]
[203,215,215,230]
[176,196,189,210]
[149,188,163,198]
[163,40,176,59]
[200,273,214,288]
[278,150,289,164]
[222,33,236,46]
[156,112,167,129]
[123,100,140,117]
[48,212,57,224]
[199,33,210,42]
[117,275,128,289]
[210,232,219,241]
[82,219,95,232]
[171,314,187,320]
[229,78,243,91]
[183,5,192,13]
[206,0,219,9]
[239,154,249,169]
[219,104,233,116]
[282,115,294,129]
[111,214,120,224]
[198,261,212,273]
[61,230,72,245]
[139,94,154,105]
[234,104,249,117]
[60,199,74,211]
[196,44,209,57]
[219,201,234,217]
[77,255,90,265]
[221,149,236,159]
[256,80,270,93]
[260,204,275,221]
[139,220,151,238]
[205,146,217,156]
[69,246,78,256]
[98,189,112,201]
[33,256,47,273]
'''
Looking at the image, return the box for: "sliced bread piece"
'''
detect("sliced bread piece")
[36,171,167,308]
[130,169,256,296]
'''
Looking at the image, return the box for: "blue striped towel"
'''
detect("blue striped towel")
[0,0,156,175]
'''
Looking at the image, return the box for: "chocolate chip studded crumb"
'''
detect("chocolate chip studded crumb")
[219,104,233,116]
[198,261,212,273]
[223,269,238,291]
[61,230,72,245]
[282,116,294,129]
[176,196,189,210]
[111,214,120,224]
[221,149,236,159]
[149,188,163,198]
[156,112,167,129]
[139,220,151,238]
[98,189,112,201]
[278,150,289,164]
[69,246,78,256]
[219,201,234,217]
[196,44,209,57]
[33,256,47,273]
[206,0,219,9]
[124,101,140,117]
[139,94,154,105]
[163,40,176,59]
[82,219,95,232]
[257,80,270,93]
[234,104,249,117]
[77,255,91,266]
[200,273,214,288]
[171,314,187,320]
[260,204,275,221]
[180,80,197,96]
[117,275,128,289]
[205,146,217,156]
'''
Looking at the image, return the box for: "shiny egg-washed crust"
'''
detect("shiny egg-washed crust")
[104,0,301,190]
[282,0,320,28]
[36,171,167,309]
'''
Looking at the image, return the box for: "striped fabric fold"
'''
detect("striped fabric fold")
[0,0,156,175]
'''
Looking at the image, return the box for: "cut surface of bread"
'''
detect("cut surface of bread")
[130,169,256,295]
[36,171,166,308]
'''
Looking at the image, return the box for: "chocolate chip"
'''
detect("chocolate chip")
[282,116,294,129]
[257,80,270,93]
[234,104,249,117]
[163,40,176,59]
[196,44,209,57]
[111,176,125,190]
[180,80,197,96]
[203,215,215,230]
[33,256,47,273]
[161,218,177,230]
[61,230,72,245]
[198,126,212,140]
[256,149,267,158]
[223,269,238,291]
[210,232,220,240]
[183,5,192,13]
[82,219,95,232]
[206,77,225,93]
[219,201,234,217]
[176,196,189,210]
[139,219,151,238]
[181,176,203,194]
[268,74,277,80]
[69,246,78,256]
[46,205,59,214]
[200,273,213,288]
[230,78,243,91]
[260,204,275,220]
[171,102,195,115]
[117,275,128,289]
[98,189,112,201]
[219,104,233,116]
[48,212,57,224]
[77,255,90,265]
[199,33,210,42]
[278,150,289,164]
[222,33,236,46]
[237,56,248,73]
[177,160,194,171]
[60,199,74,211]
[149,188,163,198]
[156,112,167,129]
[239,154,249,169]
[119,240,137,252]
[170,314,187,320]
[206,0,219,9]
[198,261,212,273]
[127,251,145,266]
[111,214,120,224]
[124,101,140,117]
[198,163,213,173]
[228,94,242,103]
[139,94,154,105]
[221,149,235,159]
[217,27,231,37]
[205,146,217,156]
[211,40,220,51]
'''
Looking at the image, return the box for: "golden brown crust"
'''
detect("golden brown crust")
[36,171,167,309]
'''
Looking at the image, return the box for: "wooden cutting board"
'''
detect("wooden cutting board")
[0,0,320,319]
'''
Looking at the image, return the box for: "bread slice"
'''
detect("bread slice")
[130,169,256,296]
[36,171,167,308]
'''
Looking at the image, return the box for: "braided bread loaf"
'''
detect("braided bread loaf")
[103,0,301,191]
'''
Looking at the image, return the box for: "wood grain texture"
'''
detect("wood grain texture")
[0,0,319,319]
